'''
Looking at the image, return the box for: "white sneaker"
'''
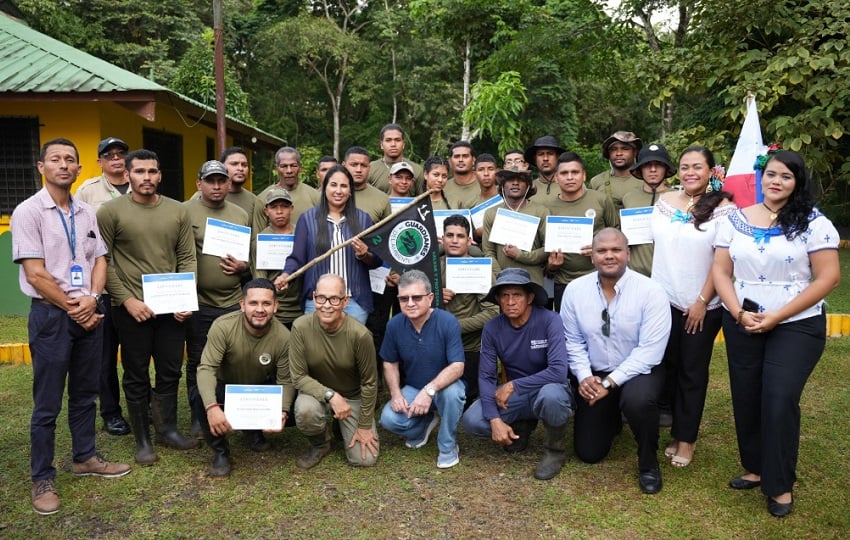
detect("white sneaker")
[437,445,460,469]
[405,415,439,449]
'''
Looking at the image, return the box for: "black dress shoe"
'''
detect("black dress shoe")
[104,416,131,436]
[638,467,663,494]
[768,495,793,517]
[729,476,761,490]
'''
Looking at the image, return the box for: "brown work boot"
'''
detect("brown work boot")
[32,479,60,515]
[296,433,331,469]
[72,454,132,478]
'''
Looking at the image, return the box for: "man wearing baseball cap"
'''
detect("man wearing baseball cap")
[589,131,643,210]
[75,137,132,437]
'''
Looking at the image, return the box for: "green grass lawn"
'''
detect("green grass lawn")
[1,341,848,538]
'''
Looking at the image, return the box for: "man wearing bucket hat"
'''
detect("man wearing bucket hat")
[560,228,671,494]
[461,268,574,480]
[621,143,676,277]
[524,135,567,205]
[481,168,550,286]
[589,131,643,210]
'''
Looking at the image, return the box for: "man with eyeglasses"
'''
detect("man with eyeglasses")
[75,137,132,437]
[560,228,670,494]
[461,268,573,480]
[502,149,528,172]
[379,270,466,469]
[252,146,320,232]
[289,274,380,469]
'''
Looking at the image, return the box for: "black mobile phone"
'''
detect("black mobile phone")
[741,298,760,313]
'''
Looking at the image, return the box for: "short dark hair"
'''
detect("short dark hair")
[443,214,470,235]
[344,146,371,161]
[503,148,524,157]
[476,153,497,166]
[450,140,475,156]
[557,151,585,169]
[39,138,79,162]
[380,123,405,139]
[242,278,276,297]
[220,146,247,162]
[125,149,160,170]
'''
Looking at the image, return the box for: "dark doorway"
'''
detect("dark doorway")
[143,128,184,201]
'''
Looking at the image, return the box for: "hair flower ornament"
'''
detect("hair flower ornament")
[754,142,783,171]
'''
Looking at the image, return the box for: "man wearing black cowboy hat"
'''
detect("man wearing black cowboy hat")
[481,167,550,286]
[461,268,574,480]
[622,143,676,277]
[589,131,643,210]
[524,135,567,205]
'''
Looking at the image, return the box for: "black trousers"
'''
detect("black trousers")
[97,294,123,420]
[461,350,480,405]
[665,306,723,443]
[722,311,825,497]
[572,365,664,472]
[113,306,187,403]
[185,303,239,403]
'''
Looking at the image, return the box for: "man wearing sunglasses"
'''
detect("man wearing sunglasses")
[560,228,671,494]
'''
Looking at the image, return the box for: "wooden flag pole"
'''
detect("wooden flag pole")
[280,189,435,284]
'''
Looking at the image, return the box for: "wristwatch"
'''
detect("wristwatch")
[323,390,335,402]
[92,293,103,303]
[601,377,613,390]
[425,385,437,398]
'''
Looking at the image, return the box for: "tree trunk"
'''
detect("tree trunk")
[460,36,471,141]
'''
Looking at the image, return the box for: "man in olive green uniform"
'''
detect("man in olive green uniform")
[290,274,380,469]
[588,131,643,210]
[220,147,261,218]
[443,141,479,209]
[525,135,567,206]
[193,279,294,477]
[253,147,320,232]
[344,146,392,223]
[183,160,252,440]
[440,214,498,403]
[367,123,423,195]
[545,152,619,311]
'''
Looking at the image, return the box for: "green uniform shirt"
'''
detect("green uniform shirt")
[253,182,320,233]
[289,313,378,430]
[253,225,304,325]
[544,189,619,285]
[588,170,644,210]
[621,187,667,277]
[529,177,560,206]
[443,178,480,209]
[368,159,424,195]
[184,199,250,307]
[190,188,259,221]
[197,310,295,412]
[439,256,499,352]
[481,200,550,285]
[354,183,392,223]
[97,195,197,306]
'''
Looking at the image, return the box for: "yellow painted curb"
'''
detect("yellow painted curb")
[2,315,850,364]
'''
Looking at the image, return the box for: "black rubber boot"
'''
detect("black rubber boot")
[206,434,231,477]
[533,422,568,480]
[504,418,538,453]
[127,400,158,465]
[243,430,271,452]
[296,432,331,469]
[151,392,200,450]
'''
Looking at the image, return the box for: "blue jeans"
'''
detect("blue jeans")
[380,381,466,453]
[304,298,368,325]
[461,382,574,437]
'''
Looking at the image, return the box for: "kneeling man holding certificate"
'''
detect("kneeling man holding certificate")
[192,279,294,477]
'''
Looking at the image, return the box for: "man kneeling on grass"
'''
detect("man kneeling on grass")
[193,279,294,477]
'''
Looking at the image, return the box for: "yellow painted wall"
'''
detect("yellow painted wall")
[0,99,258,234]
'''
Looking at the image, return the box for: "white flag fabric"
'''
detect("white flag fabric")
[725,97,766,206]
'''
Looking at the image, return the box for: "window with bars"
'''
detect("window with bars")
[0,117,40,216]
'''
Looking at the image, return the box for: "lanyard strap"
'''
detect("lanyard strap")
[56,198,76,261]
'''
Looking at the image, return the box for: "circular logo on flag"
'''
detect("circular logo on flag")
[388,220,432,265]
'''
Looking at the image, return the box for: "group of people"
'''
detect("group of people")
[11,124,840,520]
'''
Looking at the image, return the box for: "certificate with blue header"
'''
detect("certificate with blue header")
[488,208,540,252]
[255,234,295,270]
[544,216,593,253]
[446,257,492,294]
[433,209,472,236]
[202,218,251,262]
[620,207,654,245]
[390,197,414,213]
[141,272,199,314]
[470,195,503,229]
[224,385,283,431]
[369,264,391,294]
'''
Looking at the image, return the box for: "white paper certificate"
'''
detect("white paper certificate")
[620,207,654,245]
[433,209,472,236]
[369,265,391,294]
[390,197,414,213]
[445,257,492,294]
[224,385,283,431]
[488,208,540,252]
[202,218,251,261]
[544,216,594,253]
[255,234,295,270]
[470,195,503,229]
[141,272,199,314]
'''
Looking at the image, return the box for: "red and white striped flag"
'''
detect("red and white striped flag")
[725,96,766,206]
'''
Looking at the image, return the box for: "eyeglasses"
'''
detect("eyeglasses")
[314,294,345,306]
[100,151,126,160]
[504,158,525,166]
[398,294,428,304]
[601,309,610,338]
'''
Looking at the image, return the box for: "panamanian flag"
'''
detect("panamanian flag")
[725,96,767,207]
